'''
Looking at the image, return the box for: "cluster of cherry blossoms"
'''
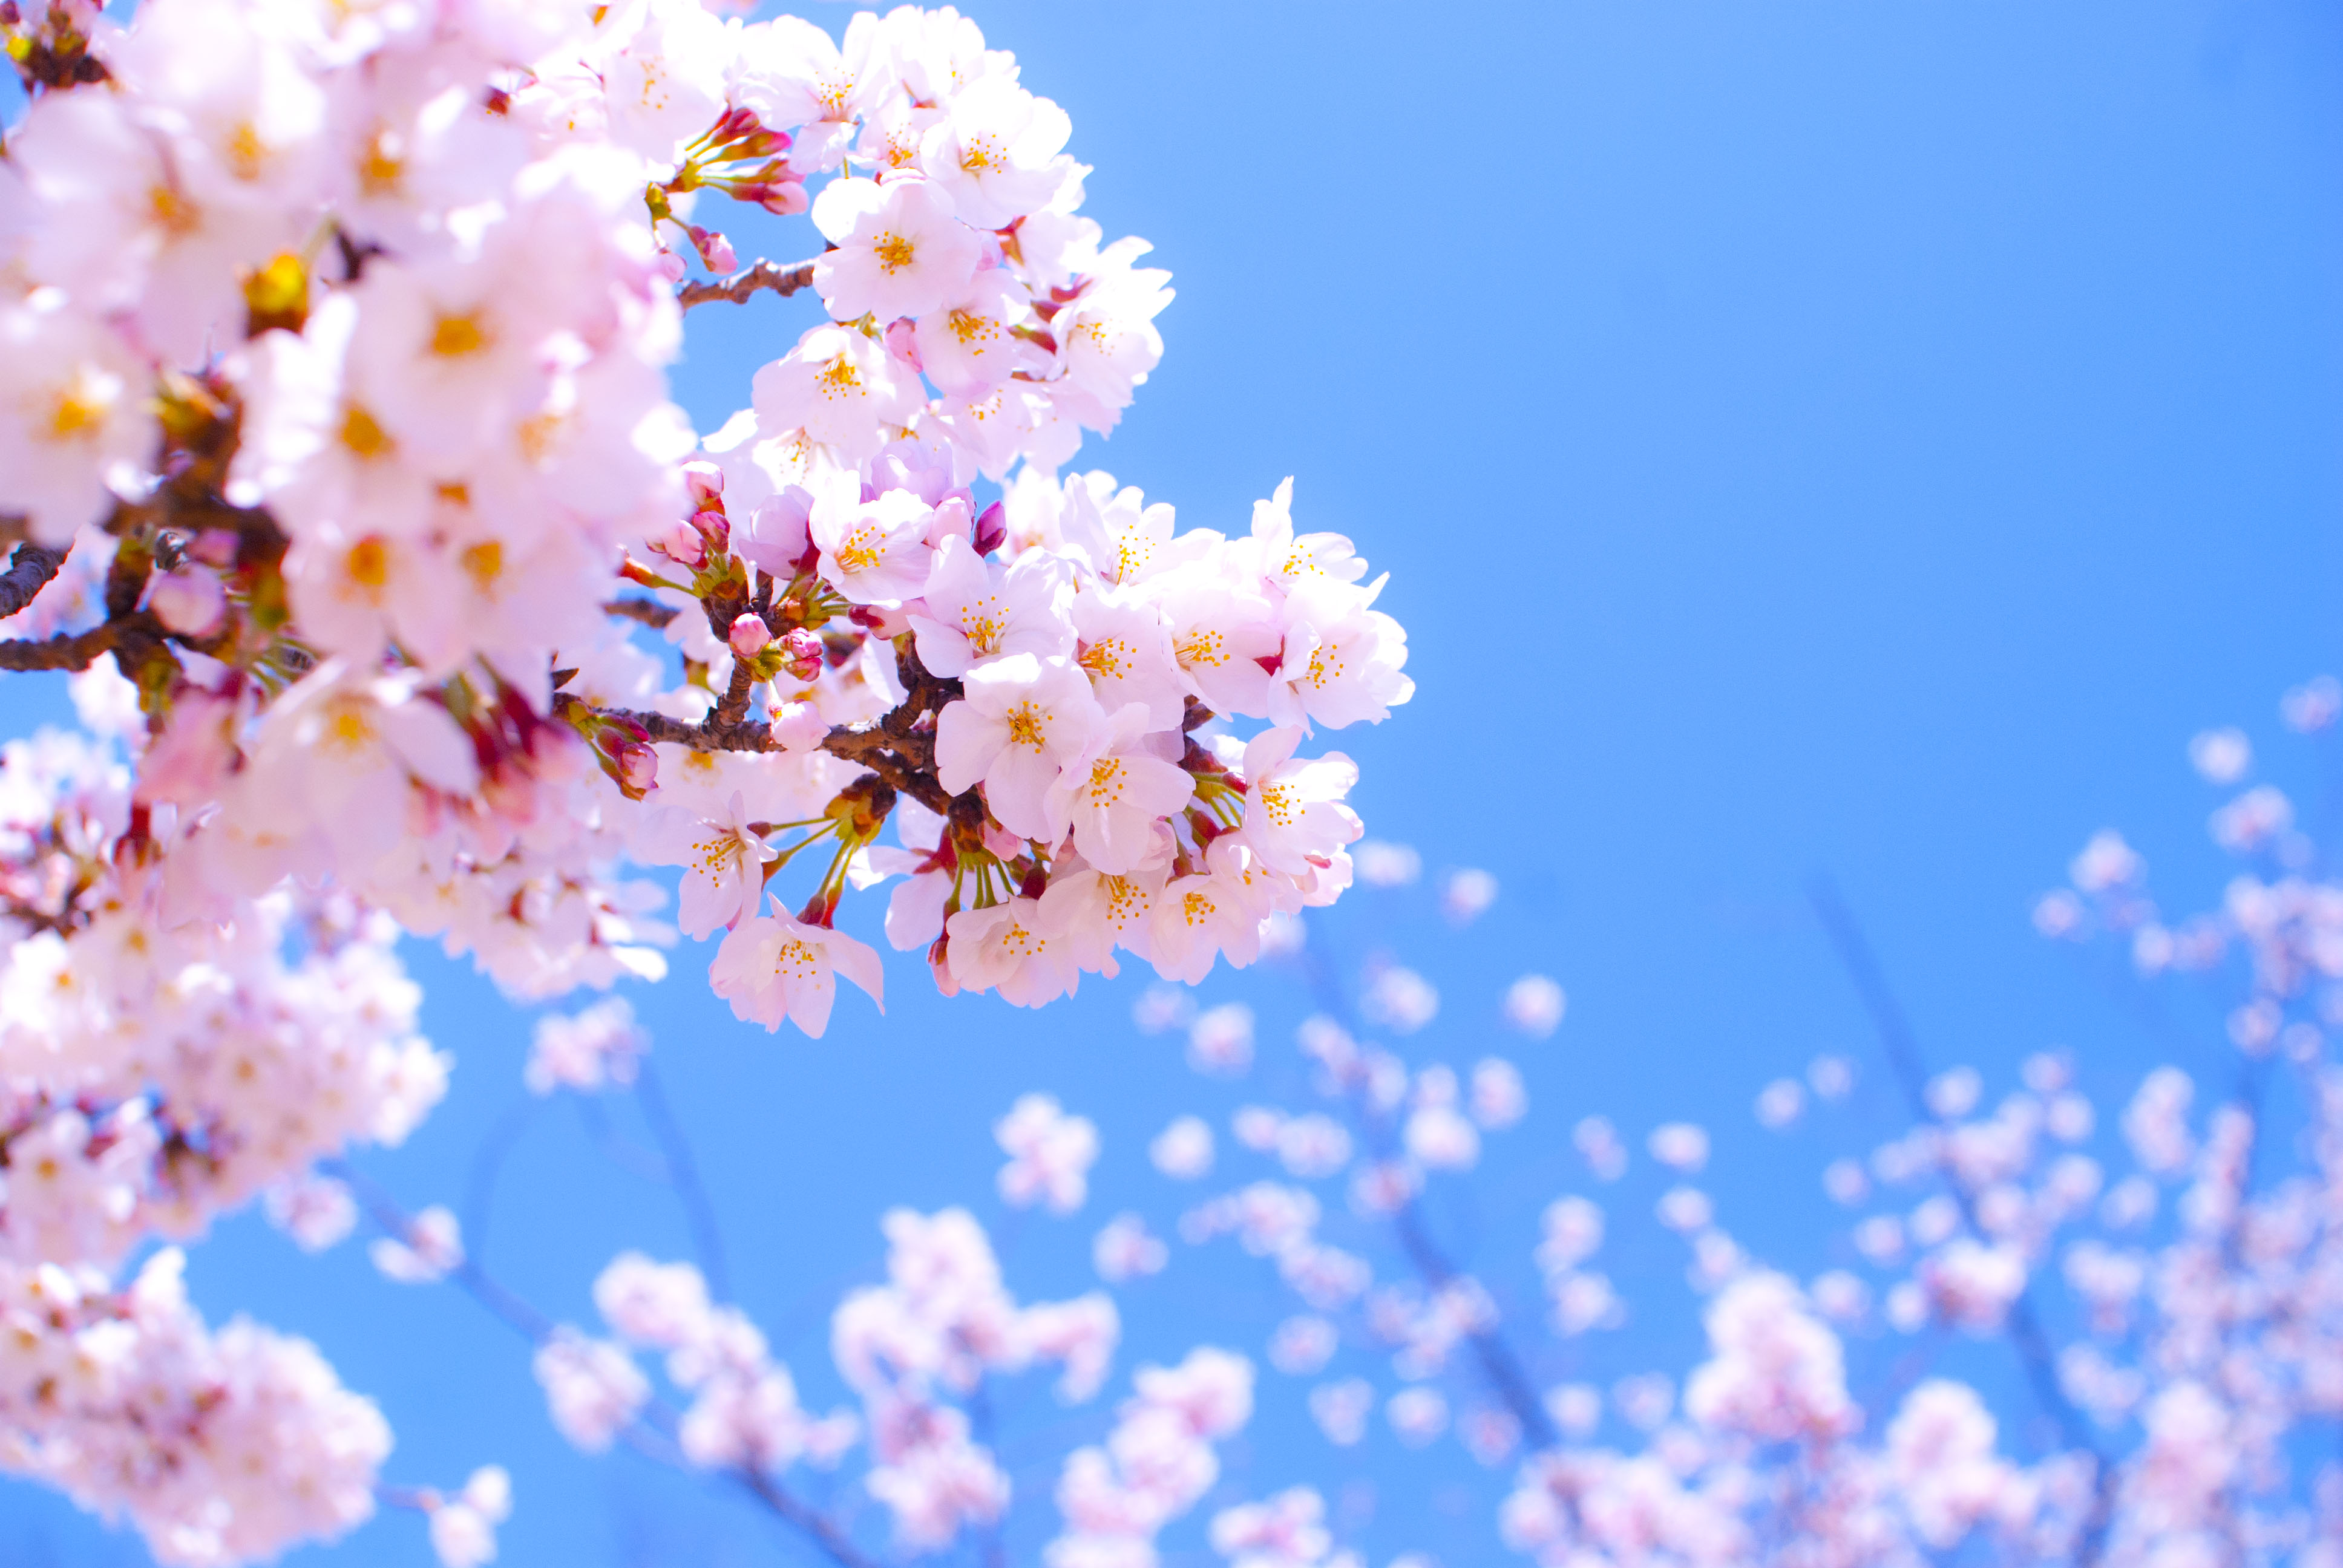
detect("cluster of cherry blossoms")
[0,0,1409,1555]
[286,671,2342,1567]
[0,719,446,1270]
[0,0,1412,1037]
[0,1249,388,1566]
[1045,679,2343,1567]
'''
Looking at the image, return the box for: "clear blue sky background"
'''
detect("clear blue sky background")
[5,2,2342,1564]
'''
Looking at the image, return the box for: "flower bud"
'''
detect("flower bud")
[689,507,730,554]
[778,627,823,682]
[753,178,808,217]
[148,566,226,637]
[615,742,658,797]
[651,521,703,568]
[973,501,1007,557]
[682,462,724,508]
[929,934,960,998]
[729,612,772,659]
[690,225,736,273]
[883,319,923,370]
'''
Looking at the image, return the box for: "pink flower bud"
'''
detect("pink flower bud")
[682,462,724,506]
[729,613,772,659]
[755,178,808,218]
[883,319,923,370]
[652,521,704,567]
[692,225,736,273]
[617,742,658,796]
[595,731,657,799]
[149,566,226,637]
[654,250,686,284]
[973,501,1007,556]
[689,507,730,554]
[778,627,824,682]
[929,935,960,998]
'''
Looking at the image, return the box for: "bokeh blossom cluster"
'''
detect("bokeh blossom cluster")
[152,673,2304,1568]
[0,0,1407,1555]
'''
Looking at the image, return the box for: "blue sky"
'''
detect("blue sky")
[4,2,2342,1564]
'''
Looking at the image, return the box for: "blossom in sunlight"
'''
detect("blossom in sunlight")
[1354,841,1421,887]
[1503,973,1567,1037]
[372,1206,464,1285]
[1094,1214,1169,1284]
[1152,1116,1216,1180]
[996,1093,1100,1215]
[526,998,649,1095]
[425,1467,513,1568]
[1188,1002,1257,1076]
[1440,867,1498,924]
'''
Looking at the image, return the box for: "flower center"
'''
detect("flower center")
[46,373,111,442]
[817,354,862,401]
[960,132,1006,173]
[345,537,390,595]
[1005,701,1047,750]
[835,525,883,575]
[460,540,503,596]
[340,403,392,460]
[431,312,488,358]
[1176,629,1226,669]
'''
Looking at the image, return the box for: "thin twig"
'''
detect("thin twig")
[1804,876,2117,1564]
[0,543,67,622]
[327,1158,880,1568]
[460,1098,545,1272]
[1294,939,1561,1451]
[677,257,819,311]
[632,1061,733,1300]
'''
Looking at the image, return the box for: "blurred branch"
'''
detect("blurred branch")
[328,1160,880,1568]
[1804,877,2116,1564]
[462,1097,546,1272]
[605,596,681,630]
[633,1062,733,1301]
[1295,939,1561,1452]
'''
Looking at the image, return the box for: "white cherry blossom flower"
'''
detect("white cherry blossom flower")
[641,791,778,938]
[1044,707,1194,875]
[934,653,1105,842]
[908,532,1072,676]
[811,176,984,323]
[709,902,885,1037]
[1234,727,1360,877]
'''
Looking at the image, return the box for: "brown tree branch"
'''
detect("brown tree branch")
[0,615,152,673]
[597,704,957,817]
[677,257,819,311]
[0,543,67,622]
[605,596,681,630]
